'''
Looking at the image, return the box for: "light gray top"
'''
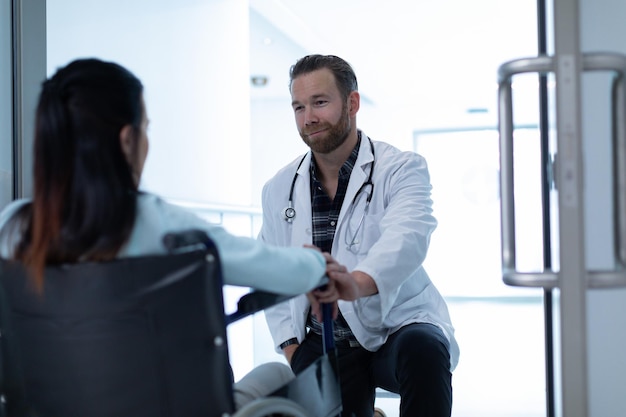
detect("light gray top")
[0,193,325,295]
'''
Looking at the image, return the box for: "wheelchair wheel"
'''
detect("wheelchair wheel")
[233,396,313,417]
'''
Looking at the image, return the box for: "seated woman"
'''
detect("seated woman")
[0,58,326,411]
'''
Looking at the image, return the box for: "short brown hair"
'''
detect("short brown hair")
[289,54,358,101]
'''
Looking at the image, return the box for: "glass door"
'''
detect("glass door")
[0,1,11,209]
[415,126,547,417]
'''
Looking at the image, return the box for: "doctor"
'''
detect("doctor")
[260,54,459,417]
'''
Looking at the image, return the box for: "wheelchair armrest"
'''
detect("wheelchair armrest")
[226,276,329,325]
[226,291,293,324]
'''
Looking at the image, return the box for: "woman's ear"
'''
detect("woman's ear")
[119,124,134,164]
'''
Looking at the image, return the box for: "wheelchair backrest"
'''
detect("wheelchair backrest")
[0,244,235,417]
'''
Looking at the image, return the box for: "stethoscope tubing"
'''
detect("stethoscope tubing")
[283,138,375,223]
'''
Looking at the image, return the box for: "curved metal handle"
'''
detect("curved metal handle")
[497,52,626,288]
[610,64,626,267]
[614,73,626,267]
[581,53,626,269]
[498,56,554,281]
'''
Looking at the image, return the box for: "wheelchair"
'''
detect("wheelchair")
[0,230,341,417]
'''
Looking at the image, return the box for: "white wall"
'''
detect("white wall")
[580,0,626,415]
[47,0,252,206]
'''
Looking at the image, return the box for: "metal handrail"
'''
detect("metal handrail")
[498,52,626,288]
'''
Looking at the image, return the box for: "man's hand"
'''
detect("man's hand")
[307,252,378,321]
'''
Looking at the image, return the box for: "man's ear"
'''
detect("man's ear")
[119,124,134,163]
[348,91,360,116]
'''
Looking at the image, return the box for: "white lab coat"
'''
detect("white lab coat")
[260,132,459,371]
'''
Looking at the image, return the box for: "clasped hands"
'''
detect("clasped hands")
[305,246,377,321]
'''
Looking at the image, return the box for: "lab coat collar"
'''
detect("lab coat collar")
[338,130,374,225]
[290,152,314,246]
[289,130,374,246]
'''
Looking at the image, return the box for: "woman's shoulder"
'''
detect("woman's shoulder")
[120,193,217,257]
[0,199,31,259]
[0,199,30,230]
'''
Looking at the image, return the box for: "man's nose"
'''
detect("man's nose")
[304,107,318,125]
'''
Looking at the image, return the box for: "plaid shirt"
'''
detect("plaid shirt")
[306,134,361,342]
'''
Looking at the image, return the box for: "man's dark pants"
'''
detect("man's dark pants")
[290,323,452,417]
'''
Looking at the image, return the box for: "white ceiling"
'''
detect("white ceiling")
[249,0,540,129]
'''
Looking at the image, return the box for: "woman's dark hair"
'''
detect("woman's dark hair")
[289,54,358,101]
[9,58,144,289]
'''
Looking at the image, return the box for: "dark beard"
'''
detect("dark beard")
[300,104,351,154]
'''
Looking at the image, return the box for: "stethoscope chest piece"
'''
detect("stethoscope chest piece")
[283,206,296,223]
[283,137,375,230]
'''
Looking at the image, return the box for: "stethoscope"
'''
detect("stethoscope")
[283,138,375,250]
